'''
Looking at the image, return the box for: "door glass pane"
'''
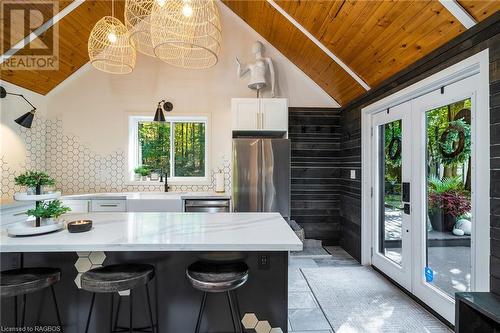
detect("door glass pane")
[426,98,472,297]
[379,119,403,265]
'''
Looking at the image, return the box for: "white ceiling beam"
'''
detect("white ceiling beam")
[266,0,371,91]
[439,0,477,29]
[0,0,85,64]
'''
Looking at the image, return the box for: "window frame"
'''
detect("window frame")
[127,114,210,185]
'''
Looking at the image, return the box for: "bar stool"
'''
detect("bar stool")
[1,267,64,331]
[186,261,249,333]
[81,263,156,333]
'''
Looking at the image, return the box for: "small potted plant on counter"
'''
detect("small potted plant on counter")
[428,176,470,232]
[15,171,55,195]
[139,165,151,181]
[26,200,71,225]
[133,166,143,181]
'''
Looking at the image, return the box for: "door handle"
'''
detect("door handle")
[402,182,410,202]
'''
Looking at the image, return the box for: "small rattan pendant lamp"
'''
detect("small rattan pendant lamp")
[125,0,155,57]
[88,0,136,74]
[150,0,222,69]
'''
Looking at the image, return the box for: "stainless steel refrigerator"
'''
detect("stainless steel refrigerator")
[232,138,290,218]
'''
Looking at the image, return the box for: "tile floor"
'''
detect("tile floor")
[288,246,359,333]
[287,246,451,333]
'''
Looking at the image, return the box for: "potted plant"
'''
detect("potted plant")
[26,200,71,224]
[428,176,470,232]
[133,167,143,181]
[137,165,150,181]
[15,171,55,195]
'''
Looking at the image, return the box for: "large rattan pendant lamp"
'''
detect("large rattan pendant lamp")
[125,0,155,57]
[88,0,136,74]
[150,0,222,69]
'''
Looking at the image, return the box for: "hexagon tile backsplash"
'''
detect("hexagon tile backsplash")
[1,117,231,199]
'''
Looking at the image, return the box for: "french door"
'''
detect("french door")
[370,73,489,324]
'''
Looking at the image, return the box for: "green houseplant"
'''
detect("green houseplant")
[134,165,151,181]
[27,200,71,223]
[428,176,470,232]
[15,171,55,194]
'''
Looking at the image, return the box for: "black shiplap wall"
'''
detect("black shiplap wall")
[289,107,342,243]
[339,12,500,295]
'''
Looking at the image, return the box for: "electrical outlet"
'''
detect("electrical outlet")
[350,170,356,179]
[258,254,270,270]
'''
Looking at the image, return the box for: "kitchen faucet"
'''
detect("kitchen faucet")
[164,173,170,192]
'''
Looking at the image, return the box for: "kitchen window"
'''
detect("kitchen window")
[128,115,208,183]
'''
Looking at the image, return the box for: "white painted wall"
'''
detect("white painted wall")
[0,80,48,198]
[1,3,337,196]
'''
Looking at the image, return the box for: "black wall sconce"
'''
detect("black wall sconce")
[0,86,37,128]
[154,100,173,122]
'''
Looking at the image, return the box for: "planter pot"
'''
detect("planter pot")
[141,176,149,181]
[134,174,141,181]
[429,209,456,232]
[27,185,44,195]
[41,217,56,225]
[150,172,159,181]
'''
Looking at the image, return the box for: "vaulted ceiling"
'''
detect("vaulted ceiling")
[1,0,499,106]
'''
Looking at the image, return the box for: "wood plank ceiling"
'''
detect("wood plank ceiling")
[1,1,124,95]
[224,0,499,105]
[0,0,499,105]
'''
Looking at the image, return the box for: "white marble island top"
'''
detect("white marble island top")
[0,212,302,252]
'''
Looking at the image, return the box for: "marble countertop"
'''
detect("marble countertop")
[61,192,231,200]
[0,212,302,252]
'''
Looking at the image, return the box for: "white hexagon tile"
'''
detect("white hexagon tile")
[1,116,231,199]
[241,313,283,333]
[74,251,106,289]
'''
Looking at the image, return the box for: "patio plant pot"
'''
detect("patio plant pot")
[429,209,456,232]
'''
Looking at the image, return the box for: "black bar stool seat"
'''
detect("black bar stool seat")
[1,267,60,297]
[186,261,248,292]
[1,267,63,331]
[81,263,156,333]
[186,261,248,333]
[81,263,154,293]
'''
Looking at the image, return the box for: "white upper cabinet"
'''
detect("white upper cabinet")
[231,98,288,133]
[231,98,260,130]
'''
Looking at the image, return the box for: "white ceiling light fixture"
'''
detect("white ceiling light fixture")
[125,0,156,57]
[88,0,136,74]
[150,0,222,69]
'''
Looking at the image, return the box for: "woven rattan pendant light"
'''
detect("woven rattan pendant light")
[125,0,155,57]
[150,0,222,69]
[88,1,136,74]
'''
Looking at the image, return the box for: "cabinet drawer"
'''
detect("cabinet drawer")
[61,200,89,213]
[90,200,126,212]
[0,204,33,226]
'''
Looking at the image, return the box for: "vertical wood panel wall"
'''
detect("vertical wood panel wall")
[339,13,500,294]
[289,107,342,243]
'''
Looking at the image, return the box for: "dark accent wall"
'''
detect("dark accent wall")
[289,107,342,244]
[338,12,500,296]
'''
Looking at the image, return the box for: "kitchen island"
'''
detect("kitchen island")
[0,212,301,332]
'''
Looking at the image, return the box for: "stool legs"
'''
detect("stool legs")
[195,292,207,333]
[194,291,243,333]
[145,285,155,333]
[85,293,96,333]
[129,291,133,333]
[50,285,64,333]
[11,289,62,331]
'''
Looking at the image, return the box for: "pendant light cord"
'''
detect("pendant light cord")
[111,0,114,18]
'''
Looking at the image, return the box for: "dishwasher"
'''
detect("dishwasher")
[184,199,230,213]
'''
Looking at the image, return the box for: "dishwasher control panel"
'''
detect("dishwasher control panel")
[183,199,230,213]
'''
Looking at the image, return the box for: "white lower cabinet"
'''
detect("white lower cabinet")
[61,200,90,213]
[0,204,34,226]
[90,200,127,212]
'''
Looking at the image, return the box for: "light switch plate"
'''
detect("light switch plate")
[350,170,356,179]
